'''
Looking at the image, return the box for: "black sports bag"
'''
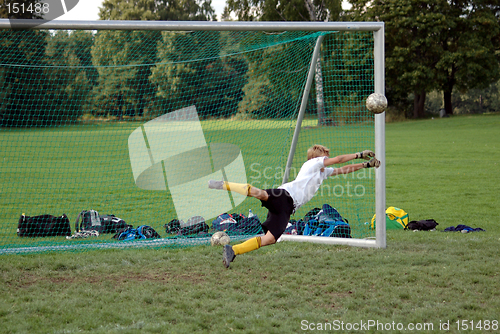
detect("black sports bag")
[17,214,71,237]
[75,210,129,234]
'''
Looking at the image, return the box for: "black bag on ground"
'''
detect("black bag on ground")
[178,216,209,236]
[165,219,182,234]
[75,210,129,234]
[17,214,71,237]
[233,216,263,234]
[406,219,438,231]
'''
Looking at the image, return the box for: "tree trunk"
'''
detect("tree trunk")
[413,91,426,118]
[315,59,326,125]
[303,0,327,126]
[443,90,453,115]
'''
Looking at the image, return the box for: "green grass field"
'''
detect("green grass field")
[1,114,499,333]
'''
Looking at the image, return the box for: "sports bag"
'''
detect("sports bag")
[303,204,351,238]
[406,219,438,231]
[284,219,306,235]
[212,213,238,231]
[370,206,409,229]
[113,225,161,241]
[17,214,71,237]
[165,219,182,234]
[178,216,209,236]
[212,212,263,234]
[232,216,263,234]
[75,210,129,234]
[304,207,321,222]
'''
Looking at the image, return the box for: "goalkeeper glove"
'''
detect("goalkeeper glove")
[356,150,375,160]
[363,158,380,168]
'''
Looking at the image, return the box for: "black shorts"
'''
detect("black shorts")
[260,189,295,240]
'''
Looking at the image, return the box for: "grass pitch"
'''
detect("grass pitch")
[1,114,499,333]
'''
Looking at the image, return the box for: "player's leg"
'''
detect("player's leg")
[223,231,275,268]
[208,180,268,201]
[259,230,276,246]
[223,209,288,268]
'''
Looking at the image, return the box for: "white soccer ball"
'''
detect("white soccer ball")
[211,231,230,246]
[366,93,388,114]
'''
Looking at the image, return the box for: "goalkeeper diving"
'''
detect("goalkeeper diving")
[208,144,381,268]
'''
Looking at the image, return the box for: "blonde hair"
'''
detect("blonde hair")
[307,144,330,160]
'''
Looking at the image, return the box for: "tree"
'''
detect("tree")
[0,29,49,126]
[349,0,500,118]
[436,0,500,115]
[235,41,311,119]
[44,30,96,122]
[223,0,343,123]
[150,30,248,118]
[91,30,160,118]
[223,0,341,21]
[93,0,216,118]
[0,0,48,126]
[99,0,216,21]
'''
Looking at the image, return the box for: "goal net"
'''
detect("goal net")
[0,20,385,254]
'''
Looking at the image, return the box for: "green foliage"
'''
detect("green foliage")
[426,80,500,115]
[0,29,96,126]
[349,0,500,118]
[223,0,342,21]
[452,80,500,114]
[44,31,95,122]
[237,42,311,119]
[99,0,216,21]
[150,30,248,118]
[320,32,374,117]
[0,30,50,126]
[94,0,217,118]
[221,0,344,126]
[91,30,160,118]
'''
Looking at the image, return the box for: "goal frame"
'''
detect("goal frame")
[0,19,386,249]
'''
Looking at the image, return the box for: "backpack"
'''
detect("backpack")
[303,204,351,238]
[75,210,129,234]
[212,213,238,231]
[370,206,409,229]
[165,219,182,234]
[17,214,72,237]
[304,207,321,222]
[233,216,263,234]
[212,212,263,234]
[406,219,438,231]
[284,219,306,235]
[113,225,161,241]
[178,216,209,236]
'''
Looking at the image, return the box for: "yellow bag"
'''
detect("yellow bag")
[371,207,409,229]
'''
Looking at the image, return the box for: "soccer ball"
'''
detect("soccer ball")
[366,93,388,114]
[211,231,230,246]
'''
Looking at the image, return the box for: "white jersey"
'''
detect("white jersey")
[278,156,334,211]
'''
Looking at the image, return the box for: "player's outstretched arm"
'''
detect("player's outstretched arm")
[330,158,381,176]
[324,150,375,166]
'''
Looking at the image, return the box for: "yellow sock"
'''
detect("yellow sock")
[222,181,251,196]
[232,237,261,255]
